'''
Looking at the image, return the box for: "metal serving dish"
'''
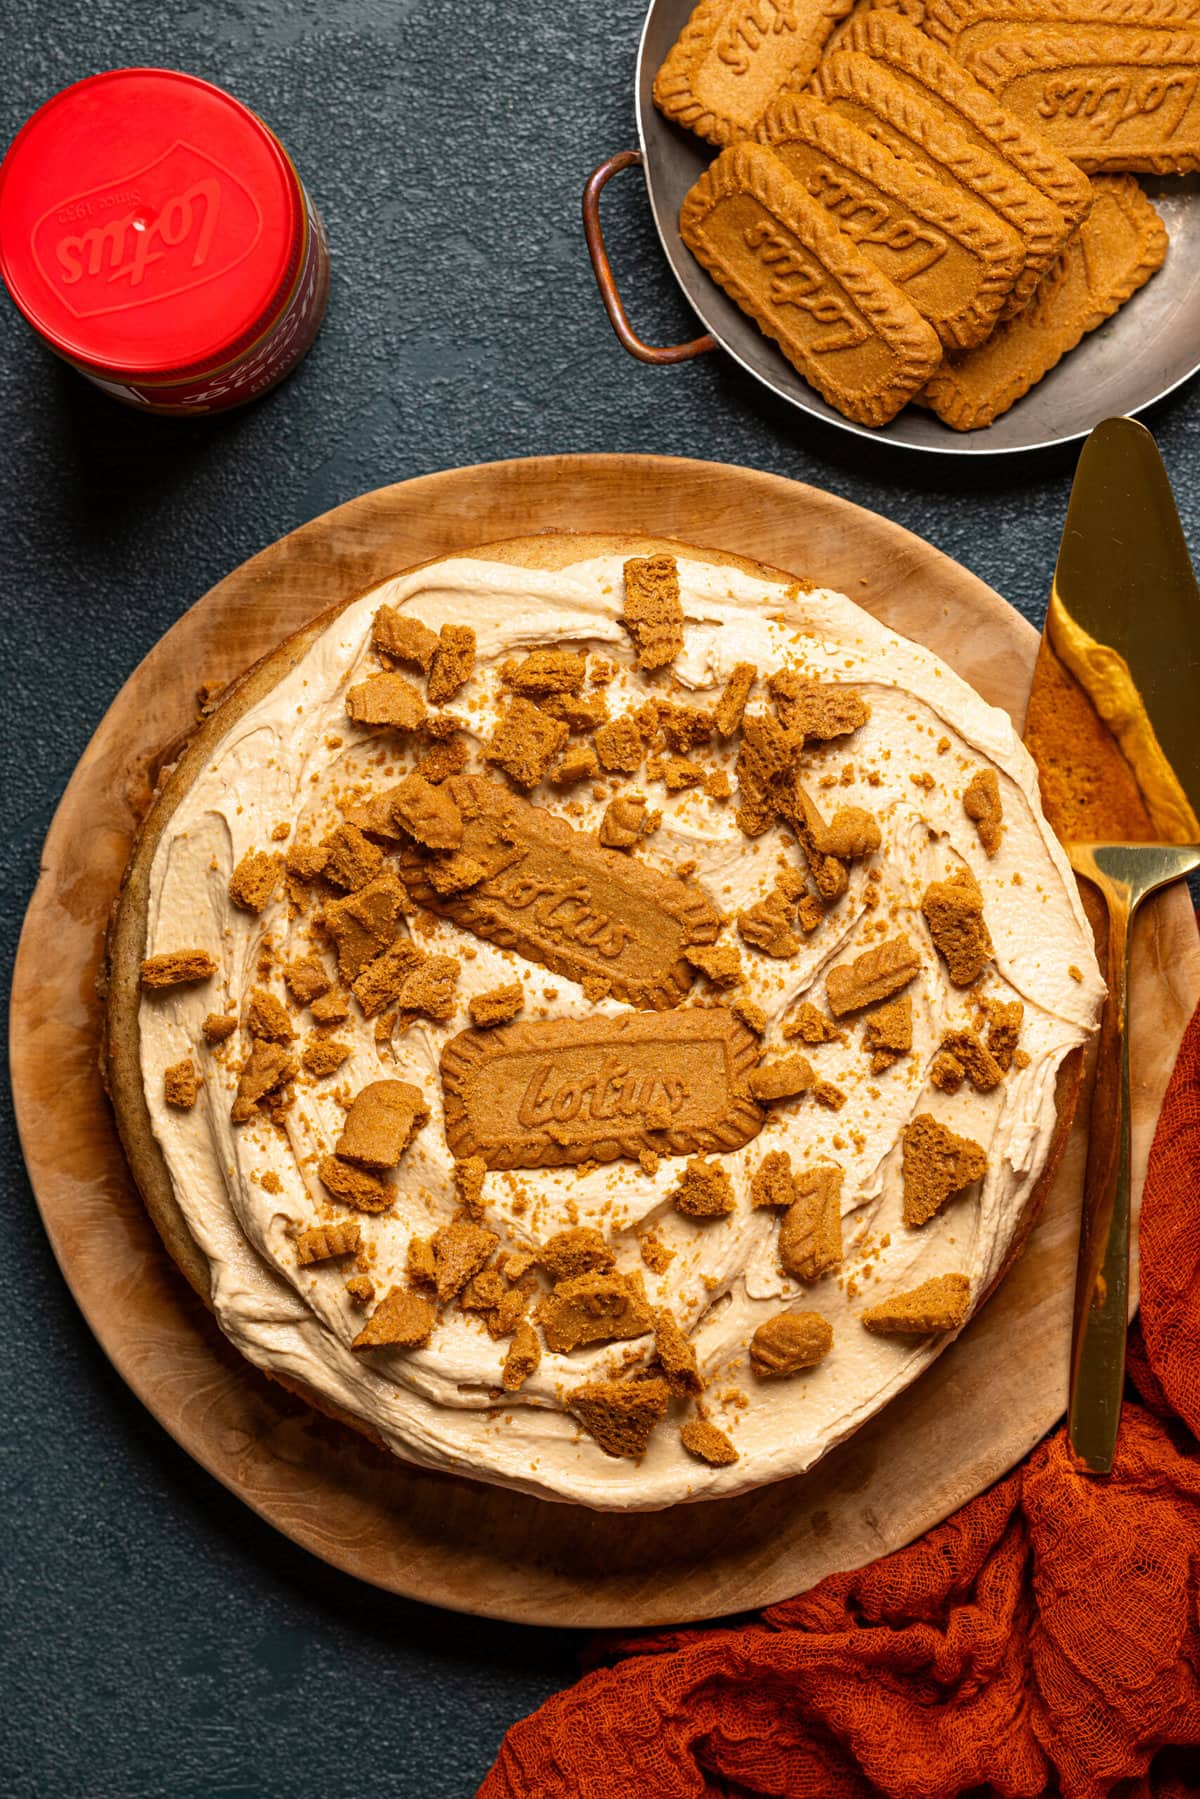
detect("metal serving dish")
[583,0,1200,455]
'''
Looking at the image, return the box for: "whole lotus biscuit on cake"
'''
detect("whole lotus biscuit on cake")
[104,533,1103,1509]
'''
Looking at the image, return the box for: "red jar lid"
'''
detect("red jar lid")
[0,68,304,378]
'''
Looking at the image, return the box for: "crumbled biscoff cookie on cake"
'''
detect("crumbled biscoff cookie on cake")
[310,990,350,1026]
[964,768,1004,856]
[778,1164,843,1283]
[485,1285,531,1341]
[372,604,438,672]
[537,1271,654,1354]
[797,895,825,934]
[657,701,713,751]
[394,953,460,1022]
[680,1417,738,1466]
[650,753,706,792]
[654,1308,703,1397]
[826,937,921,1017]
[346,671,426,732]
[750,1054,815,1103]
[685,942,743,987]
[431,1219,498,1303]
[735,714,796,836]
[539,1226,614,1282]
[714,662,756,738]
[301,1035,350,1079]
[140,948,217,989]
[598,792,649,847]
[485,696,568,788]
[407,1235,437,1288]
[344,1275,375,1305]
[502,1320,541,1391]
[783,1002,843,1045]
[670,1155,735,1219]
[460,1267,507,1312]
[751,1149,795,1210]
[468,982,524,1028]
[538,690,609,734]
[813,1080,846,1111]
[426,624,476,705]
[939,1028,1003,1093]
[594,713,644,775]
[731,997,767,1036]
[295,1219,361,1265]
[336,1080,428,1169]
[921,870,993,986]
[738,881,800,959]
[982,997,1024,1073]
[569,1376,670,1459]
[862,1273,971,1336]
[201,1011,237,1043]
[319,823,383,892]
[229,850,282,915]
[285,838,330,882]
[750,1310,833,1377]
[621,554,684,671]
[769,673,869,742]
[704,769,731,801]
[350,940,425,1018]
[417,735,469,785]
[283,956,330,1006]
[503,649,587,695]
[391,770,464,849]
[901,1115,988,1227]
[930,1050,966,1094]
[423,850,488,896]
[232,1041,296,1123]
[351,1285,436,1350]
[244,988,294,1043]
[550,743,601,786]
[323,870,409,980]
[453,1155,487,1219]
[164,1059,199,1109]
[319,1153,395,1213]
[863,993,912,1073]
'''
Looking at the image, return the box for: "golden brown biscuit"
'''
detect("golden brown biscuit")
[961,25,1200,171]
[397,774,719,1009]
[832,14,1093,317]
[811,50,1074,314]
[679,142,942,426]
[440,1009,764,1170]
[924,0,1200,64]
[758,95,1024,347]
[654,0,857,146]
[827,0,929,53]
[924,177,1167,429]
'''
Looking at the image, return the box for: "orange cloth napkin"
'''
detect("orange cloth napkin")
[482,1001,1200,1799]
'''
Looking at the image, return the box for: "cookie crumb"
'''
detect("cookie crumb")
[163,1059,199,1109]
[964,768,1004,856]
[295,1220,361,1265]
[862,1273,970,1336]
[568,1376,670,1458]
[140,949,217,989]
[680,1417,738,1466]
[351,1286,435,1350]
[622,554,683,670]
[426,624,476,705]
[901,1115,987,1227]
[750,1311,833,1377]
[468,982,524,1028]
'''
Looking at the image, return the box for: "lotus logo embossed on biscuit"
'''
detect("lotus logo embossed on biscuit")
[32,141,265,319]
[397,776,721,1009]
[440,1011,765,1169]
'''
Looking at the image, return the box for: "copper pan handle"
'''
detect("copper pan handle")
[582,150,716,366]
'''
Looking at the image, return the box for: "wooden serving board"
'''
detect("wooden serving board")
[12,455,1200,1628]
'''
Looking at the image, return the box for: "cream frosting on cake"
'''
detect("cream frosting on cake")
[135,547,1103,1508]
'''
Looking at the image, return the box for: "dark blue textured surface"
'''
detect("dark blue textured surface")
[3,4,1199,1795]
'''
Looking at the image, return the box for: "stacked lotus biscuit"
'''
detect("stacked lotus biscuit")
[656,2,1181,428]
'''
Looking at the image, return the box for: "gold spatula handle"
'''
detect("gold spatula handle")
[1067,855,1132,1474]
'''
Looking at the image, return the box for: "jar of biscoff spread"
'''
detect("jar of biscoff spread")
[0,68,330,414]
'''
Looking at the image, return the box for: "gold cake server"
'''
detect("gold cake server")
[1028,416,1200,1475]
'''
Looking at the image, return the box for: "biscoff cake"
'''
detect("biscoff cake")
[104,534,1102,1509]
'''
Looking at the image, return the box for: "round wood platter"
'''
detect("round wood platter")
[12,455,1200,1628]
